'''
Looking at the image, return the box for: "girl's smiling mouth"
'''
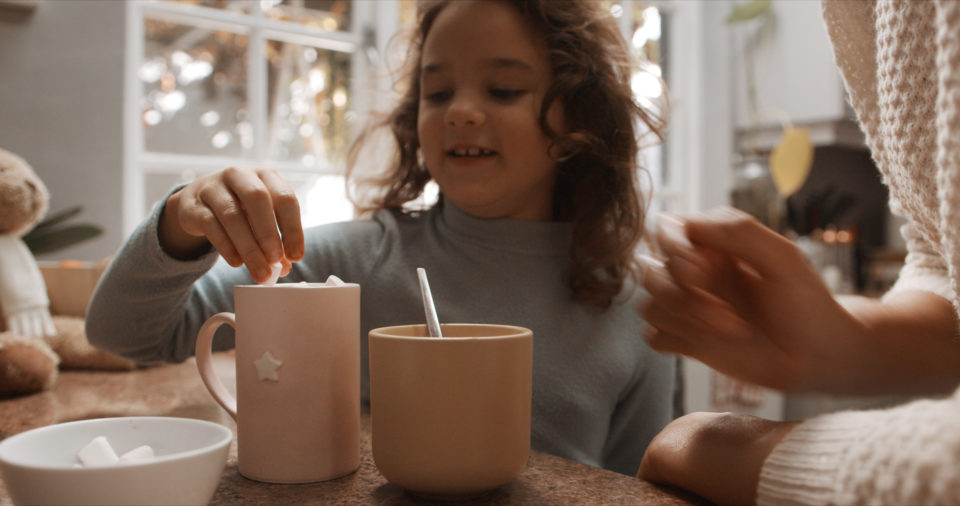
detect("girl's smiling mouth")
[446,146,498,158]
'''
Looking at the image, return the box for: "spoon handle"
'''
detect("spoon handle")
[416,267,443,338]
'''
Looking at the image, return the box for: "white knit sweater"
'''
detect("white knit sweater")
[757,1,960,504]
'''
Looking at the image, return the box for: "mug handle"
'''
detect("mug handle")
[195,312,238,420]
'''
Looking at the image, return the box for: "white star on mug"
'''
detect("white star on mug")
[254,350,283,381]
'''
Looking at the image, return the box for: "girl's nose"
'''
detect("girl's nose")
[445,95,485,127]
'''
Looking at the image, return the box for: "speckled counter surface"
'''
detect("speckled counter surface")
[0,355,706,505]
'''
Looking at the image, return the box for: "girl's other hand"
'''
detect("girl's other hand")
[639,207,866,392]
[639,412,799,505]
[158,167,305,283]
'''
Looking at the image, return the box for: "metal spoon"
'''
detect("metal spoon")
[416,267,443,338]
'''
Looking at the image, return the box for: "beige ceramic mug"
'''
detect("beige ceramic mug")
[369,323,533,499]
[195,282,360,483]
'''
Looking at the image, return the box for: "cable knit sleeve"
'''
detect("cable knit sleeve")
[883,220,954,302]
[757,387,960,505]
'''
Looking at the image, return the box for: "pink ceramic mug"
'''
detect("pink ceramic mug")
[195,283,360,483]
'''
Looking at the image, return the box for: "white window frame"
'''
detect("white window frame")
[611,0,709,217]
[123,0,394,236]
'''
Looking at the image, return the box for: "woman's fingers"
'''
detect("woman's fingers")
[684,207,803,280]
[644,327,698,356]
[655,214,730,294]
[642,261,752,342]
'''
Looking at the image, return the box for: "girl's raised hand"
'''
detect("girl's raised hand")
[640,207,867,392]
[158,167,305,283]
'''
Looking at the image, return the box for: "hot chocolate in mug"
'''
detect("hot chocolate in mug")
[195,281,360,483]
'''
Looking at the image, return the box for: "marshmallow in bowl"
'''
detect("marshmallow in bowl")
[77,436,118,467]
[77,436,155,467]
[325,274,345,286]
[118,445,155,464]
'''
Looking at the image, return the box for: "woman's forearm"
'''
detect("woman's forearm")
[830,290,960,395]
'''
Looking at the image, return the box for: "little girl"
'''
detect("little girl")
[87,0,672,475]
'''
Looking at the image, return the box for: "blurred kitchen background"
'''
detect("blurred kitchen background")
[0,0,910,421]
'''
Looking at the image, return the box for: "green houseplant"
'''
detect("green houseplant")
[22,205,102,256]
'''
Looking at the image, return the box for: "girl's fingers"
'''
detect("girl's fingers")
[257,168,304,261]
[198,184,270,281]
[279,256,293,277]
[222,167,284,264]
[193,207,242,266]
[174,188,243,266]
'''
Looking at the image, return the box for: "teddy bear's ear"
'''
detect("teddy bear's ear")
[0,147,50,237]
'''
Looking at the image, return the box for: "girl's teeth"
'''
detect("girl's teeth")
[452,148,493,156]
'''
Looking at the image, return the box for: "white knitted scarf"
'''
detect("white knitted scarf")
[0,234,55,337]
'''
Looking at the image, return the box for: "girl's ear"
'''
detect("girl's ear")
[548,140,575,162]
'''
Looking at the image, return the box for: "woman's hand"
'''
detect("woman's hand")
[158,167,305,283]
[639,412,799,505]
[639,207,869,392]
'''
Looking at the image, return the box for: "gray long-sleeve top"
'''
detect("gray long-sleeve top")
[86,197,675,475]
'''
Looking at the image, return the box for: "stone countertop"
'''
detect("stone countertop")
[0,355,706,505]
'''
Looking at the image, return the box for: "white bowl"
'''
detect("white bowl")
[0,417,232,506]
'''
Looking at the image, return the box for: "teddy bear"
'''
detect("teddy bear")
[0,147,134,397]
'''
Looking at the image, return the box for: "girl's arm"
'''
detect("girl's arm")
[86,187,249,363]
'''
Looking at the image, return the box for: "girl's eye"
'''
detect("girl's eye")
[490,88,526,101]
[424,91,452,103]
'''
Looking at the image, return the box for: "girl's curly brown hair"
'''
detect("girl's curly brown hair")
[348,0,666,308]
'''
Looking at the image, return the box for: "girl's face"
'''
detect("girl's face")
[417,0,563,221]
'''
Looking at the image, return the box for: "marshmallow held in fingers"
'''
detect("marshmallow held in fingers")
[259,262,283,285]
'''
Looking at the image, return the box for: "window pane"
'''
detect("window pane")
[142,19,252,157]
[288,172,354,227]
[265,0,352,32]
[266,40,352,168]
[154,0,250,10]
[153,1,351,32]
[145,170,353,226]
[627,3,668,191]
[144,171,200,215]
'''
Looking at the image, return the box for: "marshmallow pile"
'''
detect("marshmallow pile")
[76,436,155,468]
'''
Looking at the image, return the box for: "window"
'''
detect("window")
[124,1,692,236]
[607,1,692,218]
[124,0,389,235]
